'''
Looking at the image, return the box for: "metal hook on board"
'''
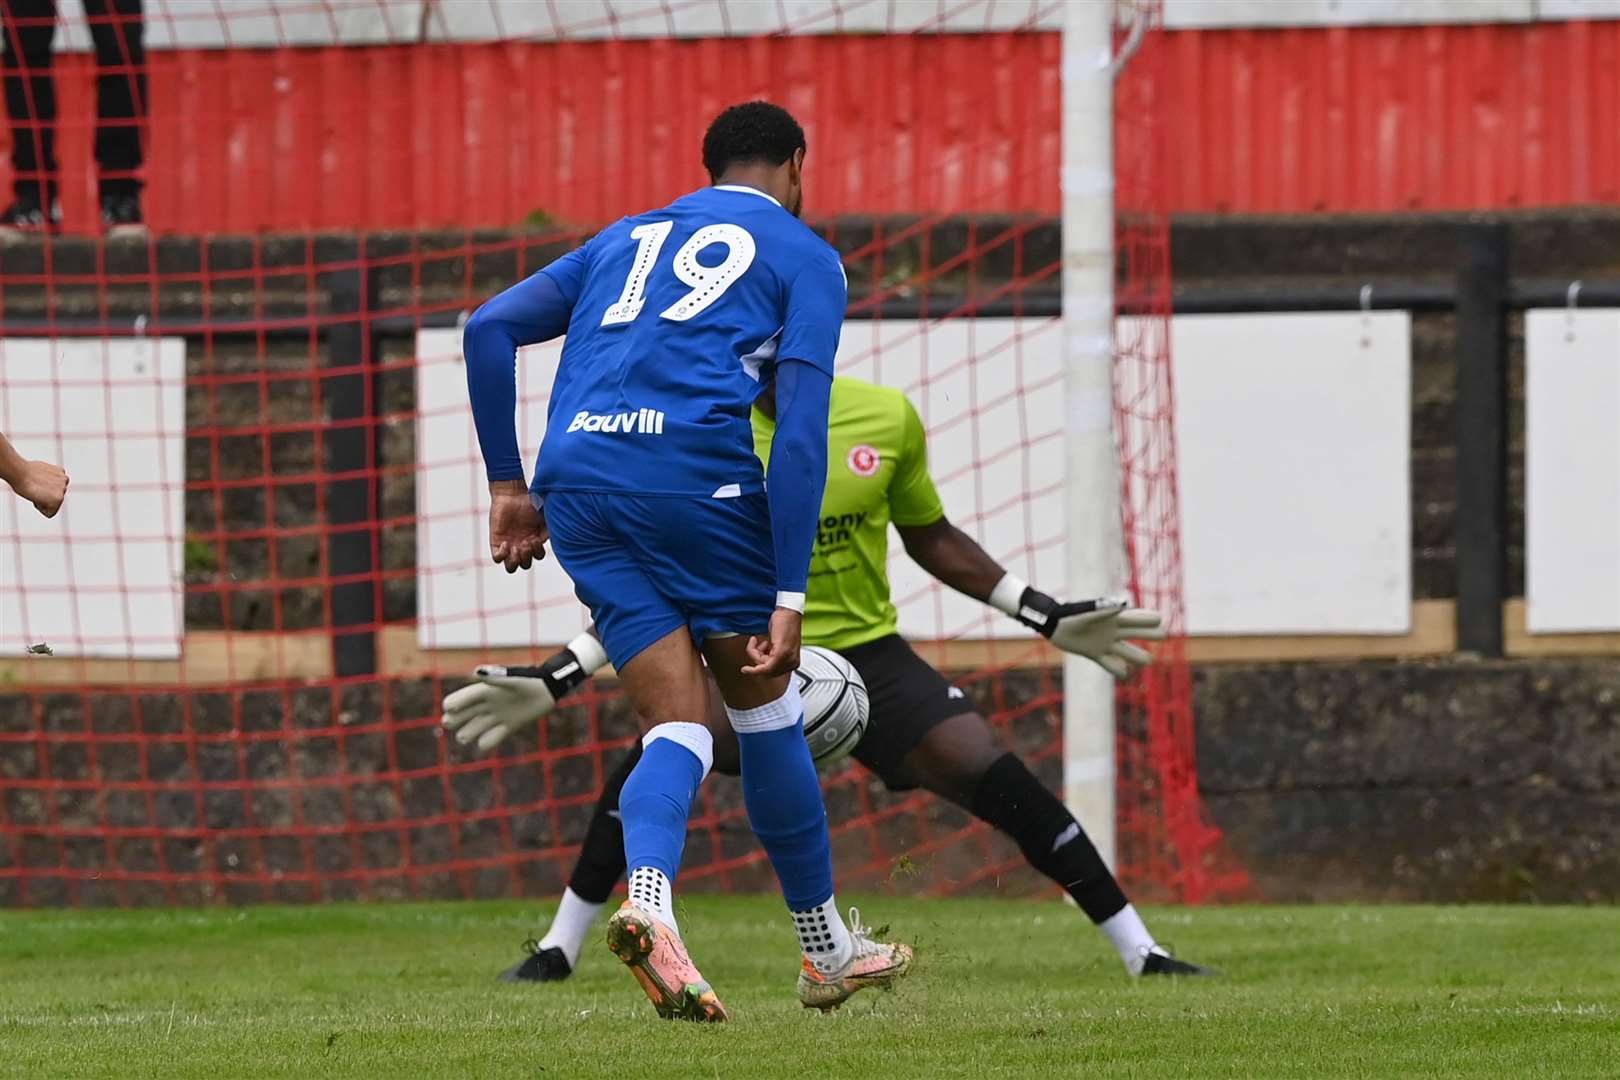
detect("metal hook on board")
[1565,281,1582,342]
[130,314,150,371]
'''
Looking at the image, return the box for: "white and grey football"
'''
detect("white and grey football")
[796,645,870,767]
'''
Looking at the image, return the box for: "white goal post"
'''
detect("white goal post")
[1061,0,1123,869]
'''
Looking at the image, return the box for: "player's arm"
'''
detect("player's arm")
[896,515,1161,679]
[894,515,1005,603]
[745,358,833,676]
[441,630,609,752]
[462,243,590,571]
[0,429,68,518]
[889,402,1162,681]
[744,250,845,677]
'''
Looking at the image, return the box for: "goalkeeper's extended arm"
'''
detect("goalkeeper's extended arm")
[897,516,1163,680]
[441,631,609,753]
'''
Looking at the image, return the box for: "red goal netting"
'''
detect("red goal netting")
[0,0,1243,908]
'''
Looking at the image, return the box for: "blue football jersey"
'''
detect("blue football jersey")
[531,184,847,501]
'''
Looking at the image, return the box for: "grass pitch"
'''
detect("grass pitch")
[2,897,1615,1078]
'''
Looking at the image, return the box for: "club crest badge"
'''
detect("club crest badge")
[846,444,881,478]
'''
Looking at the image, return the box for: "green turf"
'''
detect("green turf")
[1,898,1615,1077]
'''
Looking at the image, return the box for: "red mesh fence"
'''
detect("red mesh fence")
[0,0,1242,907]
[1112,1,1246,902]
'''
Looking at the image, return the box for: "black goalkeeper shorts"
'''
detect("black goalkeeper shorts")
[840,634,978,791]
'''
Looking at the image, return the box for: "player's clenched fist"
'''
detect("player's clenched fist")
[488,480,548,573]
[1,428,69,519]
[743,607,803,677]
[14,459,69,518]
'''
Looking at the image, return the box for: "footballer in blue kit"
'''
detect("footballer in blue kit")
[461,102,912,1020]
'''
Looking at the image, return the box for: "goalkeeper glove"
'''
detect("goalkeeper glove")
[440,632,609,753]
[990,574,1164,681]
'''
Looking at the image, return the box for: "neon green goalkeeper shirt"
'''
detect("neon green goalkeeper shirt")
[751,377,945,651]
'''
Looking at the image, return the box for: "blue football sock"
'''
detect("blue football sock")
[618,725,710,882]
[730,691,834,911]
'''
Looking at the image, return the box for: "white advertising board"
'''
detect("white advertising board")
[415,328,591,651]
[1524,309,1620,633]
[0,337,186,658]
[1170,312,1412,635]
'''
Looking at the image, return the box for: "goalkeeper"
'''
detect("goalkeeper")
[445,375,1209,981]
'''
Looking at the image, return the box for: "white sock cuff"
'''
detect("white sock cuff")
[642,721,714,779]
[989,572,1028,618]
[1099,903,1157,974]
[626,865,677,935]
[725,682,803,734]
[567,631,609,674]
[792,894,854,974]
[538,887,604,967]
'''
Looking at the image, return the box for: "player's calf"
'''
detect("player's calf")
[966,749,1216,977]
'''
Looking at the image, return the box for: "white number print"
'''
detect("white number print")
[659,224,756,322]
[600,220,673,326]
[600,220,757,327]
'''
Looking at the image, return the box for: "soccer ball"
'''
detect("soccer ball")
[796,645,869,768]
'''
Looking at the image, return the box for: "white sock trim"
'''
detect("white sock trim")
[642,721,714,780]
[626,865,678,936]
[566,631,609,674]
[1099,903,1157,975]
[725,682,803,734]
[792,895,853,975]
[989,572,1028,618]
[537,887,603,968]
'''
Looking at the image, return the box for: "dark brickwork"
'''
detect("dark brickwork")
[6,658,1613,904]
[1196,658,1620,902]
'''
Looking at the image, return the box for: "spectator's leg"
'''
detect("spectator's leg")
[85,0,143,207]
[2,0,58,207]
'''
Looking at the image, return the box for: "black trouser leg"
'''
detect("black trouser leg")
[970,752,1130,924]
[84,0,142,199]
[565,743,640,903]
[2,0,57,204]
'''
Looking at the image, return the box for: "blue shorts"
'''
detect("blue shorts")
[542,490,777,669]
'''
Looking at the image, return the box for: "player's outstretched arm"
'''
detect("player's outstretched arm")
[441,631,610,752]
[897,515,1164,681]
[463,269,576,484]
[463,247,589,571]
[0,429,68,518]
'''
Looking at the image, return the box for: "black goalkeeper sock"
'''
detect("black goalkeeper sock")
[565,742,641,904]
[969,752,1129,924]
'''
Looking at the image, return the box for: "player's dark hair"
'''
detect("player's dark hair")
[702,101,806,181]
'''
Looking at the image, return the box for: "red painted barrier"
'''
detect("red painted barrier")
[7,22,1616,235]
[1165,20,1620,212]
